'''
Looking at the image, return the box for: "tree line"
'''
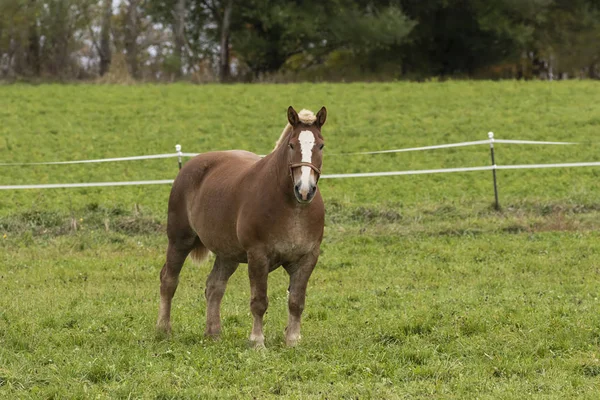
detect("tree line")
[1,0,599,82]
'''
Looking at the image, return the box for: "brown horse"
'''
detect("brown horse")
[156,106,326,348]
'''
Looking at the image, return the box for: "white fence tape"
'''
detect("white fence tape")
[0,138,578,166]
[0,153,182,166]
[331,138,576,155]
[321,161,600,179]
[0,180,174,190]
[493,139,577,145]
[2,161,600,190]
[330,140,492,155]
[321,165,493,179]
[496,161,600,170]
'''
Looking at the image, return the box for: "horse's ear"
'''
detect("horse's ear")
[287,106,299,126]
[316,106,327,128]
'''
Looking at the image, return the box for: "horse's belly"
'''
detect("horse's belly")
[199,232,247,262]
[193,206,247,261]
[189,186,247,261]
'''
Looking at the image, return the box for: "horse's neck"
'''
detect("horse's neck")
[257,143,295,202]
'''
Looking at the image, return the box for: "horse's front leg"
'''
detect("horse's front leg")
[247,251,270,348]
[285,249,319,347]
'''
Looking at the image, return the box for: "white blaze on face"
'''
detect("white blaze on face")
[298,130,316,195]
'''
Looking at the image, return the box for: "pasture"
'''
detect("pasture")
[1,81,600,398]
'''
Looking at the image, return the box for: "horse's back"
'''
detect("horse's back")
[167,150,261,260]
[173,150,259,190]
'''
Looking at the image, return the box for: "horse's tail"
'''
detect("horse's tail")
[189,245,211,265]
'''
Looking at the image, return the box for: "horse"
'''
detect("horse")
[156,106,327,348]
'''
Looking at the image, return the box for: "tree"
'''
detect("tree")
[1,0,599,81]
[0,0,35,78]
[145,0,210,78]
[229,0,415,79]
[124,0,140,79]
[472,0,600,79]
[173,0,186,77]
[99,0,112,76]
[218,0,232,81]
[27,0,41,76]
[543,0,600,78]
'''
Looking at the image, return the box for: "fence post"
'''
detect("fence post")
[488,132,500,210]
[175,144,183,170]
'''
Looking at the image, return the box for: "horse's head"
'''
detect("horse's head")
[286,106,326,204]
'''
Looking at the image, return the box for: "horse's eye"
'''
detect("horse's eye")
[319,144,325,150]
[289,143,294,150]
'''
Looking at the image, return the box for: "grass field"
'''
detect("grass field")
[1,81,600,398]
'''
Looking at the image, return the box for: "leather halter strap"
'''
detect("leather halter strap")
[289,162,321,175]
[289,162,322,183]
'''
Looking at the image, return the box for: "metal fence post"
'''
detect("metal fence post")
[488,132,500,210]
[175,144,183,170]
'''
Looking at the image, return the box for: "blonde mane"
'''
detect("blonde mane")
[273,109,317,151]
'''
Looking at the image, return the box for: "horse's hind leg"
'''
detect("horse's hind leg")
[156,235,199,335]
[205,257,239,338]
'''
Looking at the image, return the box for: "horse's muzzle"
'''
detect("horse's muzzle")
[294,183,318,203]
[290,162,320,204]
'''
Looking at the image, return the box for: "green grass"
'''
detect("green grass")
[1,81,600,398]
[1,81,600,214]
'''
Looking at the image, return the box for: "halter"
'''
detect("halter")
[289,162,322,183]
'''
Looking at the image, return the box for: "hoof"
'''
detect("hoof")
[204,330,221,340]
[285,337,301,347]
[251,341,266,350]
[155,324,171,340]
[249,334,266,350]
[283,326,302,347]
